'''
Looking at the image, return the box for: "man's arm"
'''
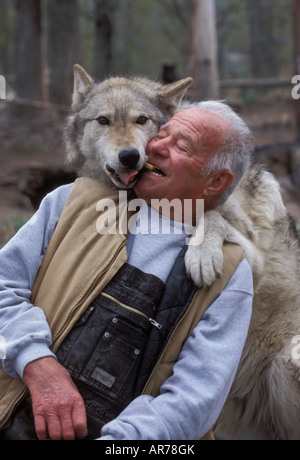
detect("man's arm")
[23,357,87,440]
[0,183,88,440]
[0,183,72,378]
[99,259,253,440]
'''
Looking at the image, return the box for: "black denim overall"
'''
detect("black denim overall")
[0,248,197,440]
[56,263,165,439]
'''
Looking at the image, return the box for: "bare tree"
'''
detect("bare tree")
[246,0,280,78]
[94,0,117,80]
[187,0,219,99]
[293,0,300,140]
[15,0,44,101]
[0,0,14,76]
[46,0,82,105]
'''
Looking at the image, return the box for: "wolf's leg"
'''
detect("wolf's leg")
[185,211,227,288]
[185,210,264,288]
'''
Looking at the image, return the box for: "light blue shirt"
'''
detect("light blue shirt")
[0,183,253,440]
[126,200,191,282]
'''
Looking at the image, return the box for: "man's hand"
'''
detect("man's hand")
[23,357,87,440]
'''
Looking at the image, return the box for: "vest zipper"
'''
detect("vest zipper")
[100,291,162,329]
[53,238,128,348]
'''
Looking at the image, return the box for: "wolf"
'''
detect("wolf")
[65,64,192,187]
[65,65,300,439]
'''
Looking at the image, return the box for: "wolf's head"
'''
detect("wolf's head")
[65,65,192,188]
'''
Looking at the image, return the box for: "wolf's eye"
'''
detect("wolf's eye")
[97,116,110,125]
[136,116,148,125]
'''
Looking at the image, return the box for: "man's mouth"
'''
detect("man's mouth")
[143,162,166,177]
[106,162,165,188]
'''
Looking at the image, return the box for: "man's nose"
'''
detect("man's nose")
[147,137,168,156]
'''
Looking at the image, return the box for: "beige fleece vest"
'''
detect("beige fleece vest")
[0,178,245,439]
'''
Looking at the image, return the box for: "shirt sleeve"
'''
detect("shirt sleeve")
[0,183,73,379]
[99,258,253,440]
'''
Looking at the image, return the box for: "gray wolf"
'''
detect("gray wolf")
[65,65,300,439]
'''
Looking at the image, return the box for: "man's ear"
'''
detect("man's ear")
[203,170,234,198]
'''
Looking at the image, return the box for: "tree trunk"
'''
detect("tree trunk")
[246,0,278,79]
[46,0,82,105]
[0,0,13,75]
[187,0,219,100]
[15,0,44,101]
[293,0,300,141]
[94,0,116,80]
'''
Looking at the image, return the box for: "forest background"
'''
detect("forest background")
[0,0,299,245]
[0,0,294,103]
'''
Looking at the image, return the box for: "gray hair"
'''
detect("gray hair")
[195,100,253,201]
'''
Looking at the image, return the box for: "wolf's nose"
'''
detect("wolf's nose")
[119,149,140,168]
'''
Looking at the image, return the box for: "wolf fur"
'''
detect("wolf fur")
[65,65,300,439]
[65,64,192,187]
[186,163,300,439]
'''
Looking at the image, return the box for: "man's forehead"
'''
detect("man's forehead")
[163,108,229,130]
[159,122,194,144]
[160,108,231,154]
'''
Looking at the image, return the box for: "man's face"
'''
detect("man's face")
[134,108,231,209]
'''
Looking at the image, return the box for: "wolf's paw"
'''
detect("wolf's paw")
[185,243,224,289]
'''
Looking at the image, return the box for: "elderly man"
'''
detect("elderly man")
[0,105,253,440]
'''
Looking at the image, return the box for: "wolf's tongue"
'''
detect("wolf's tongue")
[118,170,139,185]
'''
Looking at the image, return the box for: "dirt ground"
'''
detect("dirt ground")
[0,94,299,246]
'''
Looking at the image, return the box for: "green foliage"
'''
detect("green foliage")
[78,0,191,79]
[0,215,29,248]
[0,0,295,88]
[243,91,259,105]
[79,0,294,81]
[216,0,293,79]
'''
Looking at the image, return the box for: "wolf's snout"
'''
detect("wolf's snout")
[118,149,140,169]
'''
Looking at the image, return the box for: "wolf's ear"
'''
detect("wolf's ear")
[72,64,95,108]
[158,77,193,114]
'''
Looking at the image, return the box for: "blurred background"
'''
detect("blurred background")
[0,0,299,245]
